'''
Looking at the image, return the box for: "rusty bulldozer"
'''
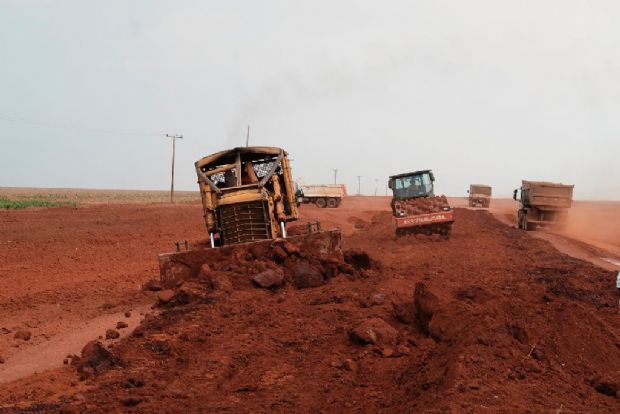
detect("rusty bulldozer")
[157,146,342,287]
[195,146,299,247]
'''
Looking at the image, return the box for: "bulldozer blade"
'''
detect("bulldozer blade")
[158,229,343,289]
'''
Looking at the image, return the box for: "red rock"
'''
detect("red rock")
[350,318,398,346]
[207,271,233,293]
[106,329,120,339]
[282,242,301,256]
[143,279,162,292]
[75,340,117,376]
[292,261,324,289]
[272,246,288,262]
[414,282,440,336]
[252,269,285,288]
[199,263,211,277]
[158,289,175,304]
[392,301,415,324]
[343,359,357,371]
[14,329,31,341]
[116,321,128,329]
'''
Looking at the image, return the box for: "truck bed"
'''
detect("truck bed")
[300,184,347,198]
[522,180,574,210]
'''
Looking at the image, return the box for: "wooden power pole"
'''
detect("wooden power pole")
[166,134,183,203]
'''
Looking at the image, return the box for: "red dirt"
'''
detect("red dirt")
[1,198,620,412]
[392,195,451,216]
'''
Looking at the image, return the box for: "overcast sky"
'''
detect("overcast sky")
[1,1,619,199]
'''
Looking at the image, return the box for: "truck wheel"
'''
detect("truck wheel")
[517,211,525,230]
[326,198,338,208]
[315,198,327,208]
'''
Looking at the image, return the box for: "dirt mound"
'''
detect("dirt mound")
[392,195,450,216]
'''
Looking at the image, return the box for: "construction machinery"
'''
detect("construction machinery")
[514,180,574,231]
[468,184,492,208]
[157,146,343,286]
[194,146,299,246]
[296,184,347,208]
[388,170,454,237]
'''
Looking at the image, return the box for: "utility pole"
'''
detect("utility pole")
[374,178,378,196]
[332,168,338,184]
[357,175,362,195]
[166,134,183,203]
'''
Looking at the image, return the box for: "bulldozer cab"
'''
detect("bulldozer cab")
[195,147,298,247]
[388,170,435,200]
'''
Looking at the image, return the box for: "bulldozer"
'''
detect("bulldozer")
[194,146,299,247]
[157,146,341,287]
[388,169,454,237]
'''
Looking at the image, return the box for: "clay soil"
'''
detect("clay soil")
[1,196,620,413]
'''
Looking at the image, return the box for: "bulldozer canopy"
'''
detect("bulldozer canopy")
[195,147,286,191]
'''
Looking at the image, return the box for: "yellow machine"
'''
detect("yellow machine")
[195,146,299,247]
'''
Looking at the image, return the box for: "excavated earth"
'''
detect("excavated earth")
[391,195,450,216]
[1,199,620,413]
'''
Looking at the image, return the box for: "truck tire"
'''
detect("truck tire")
[326,198,338,208]
[315,198,327,208]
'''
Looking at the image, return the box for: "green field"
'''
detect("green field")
[0,187,201,208]
[0,197,74,209]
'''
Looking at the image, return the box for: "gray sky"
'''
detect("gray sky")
[1,0,619,199]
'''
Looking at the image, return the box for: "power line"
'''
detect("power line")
[0,112,164,137]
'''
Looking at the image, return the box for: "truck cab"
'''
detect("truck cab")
[388,170,435,200]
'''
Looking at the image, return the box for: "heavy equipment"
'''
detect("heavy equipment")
[194,146,299,246]
[157,146,342,287]
[514,180,574,231]
[468,184,492,208]
[388,170,454,237]
[296,184,347,208]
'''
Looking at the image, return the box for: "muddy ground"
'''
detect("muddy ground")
[0,196,619,413]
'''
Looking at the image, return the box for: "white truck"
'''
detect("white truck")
[296,184,347,208]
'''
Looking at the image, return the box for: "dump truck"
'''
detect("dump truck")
[468,184,492,208]
[296,184,347,208]
[388,169,454,237]
[514,180,574,231]
[158,146,343,286]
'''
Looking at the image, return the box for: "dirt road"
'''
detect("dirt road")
[0,197,619,412]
